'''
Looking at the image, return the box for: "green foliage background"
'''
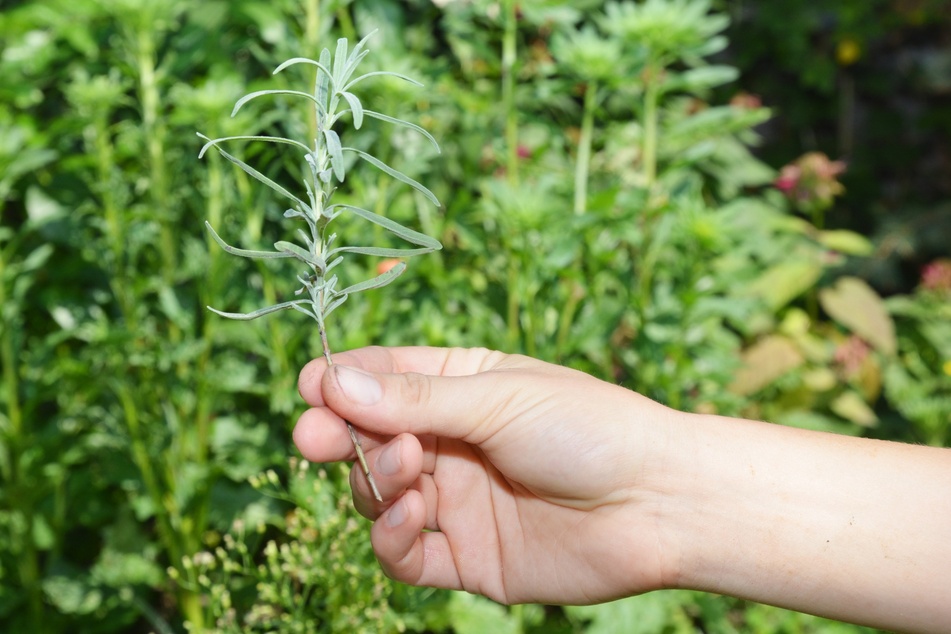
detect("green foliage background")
[0,0,948,632]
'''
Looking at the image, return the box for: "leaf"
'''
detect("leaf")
[817,229,874,256]
[273,241,322,268]
[446,592,521,634]
[207,300,311,321]
[819,277,897,356]
[230,89,320,117]
[830,390,879,427]
[197,133,312,158]
[362,109,440,152]
[332,37,348,83]
[273,57,335,87]
[323,293,348,317]
[729,335,805,396]
[341,30,376,82]
[343,70,424,93]
[205,222,294,260]
[565,594,687,634]
[316,48,332,109]
[324,129,345,181]
[328,245,435,258]
[197,135,307,209]
[342,148,440,207]
[339,91,364,128]
[329,204,442,250]
[744,258,824,311]
[338,261,407,295]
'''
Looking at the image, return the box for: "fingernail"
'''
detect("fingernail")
[334,365,382,406]
[377,439,402,476]
[386,498,407,527]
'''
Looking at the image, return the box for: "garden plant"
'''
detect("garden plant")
[0,0,947,632]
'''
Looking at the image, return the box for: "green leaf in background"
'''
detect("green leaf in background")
[830,390,878,427]
[745,258,825,311]
[729,335,805,396]
[816,230,874,256]
[819,277,897,356]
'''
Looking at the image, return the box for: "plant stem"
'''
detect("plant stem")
[0,245,43,630]
[318,319,382,502]
[501,0,519,185]
[642,62,660,190]
[574,80,598,215]
[506,256,521,351]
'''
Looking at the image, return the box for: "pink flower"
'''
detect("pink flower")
[921,259,951,293]
[834,335,871,377]
[774,165,801,193]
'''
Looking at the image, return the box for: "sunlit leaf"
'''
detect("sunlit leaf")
[324,129,345,181]
[342,149,440,207]
[329,204,441,250]
[197,135,307,208]
[205,222,294,260]
[339,91,364,128]
[729,335,805,396]
[362,110,439,152]
[338,261,407,296]
[230,90,320,117]
[819,277,897,356]
[343,71,423,93]
[207,300,311,321]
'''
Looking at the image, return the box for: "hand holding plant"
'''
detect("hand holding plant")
[294,345,951,633]
[199,32,442,500]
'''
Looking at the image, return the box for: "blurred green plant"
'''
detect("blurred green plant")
[0,0,946,633]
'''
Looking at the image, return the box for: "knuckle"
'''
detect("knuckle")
[401,371,432,406]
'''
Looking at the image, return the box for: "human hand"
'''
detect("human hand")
[293,346,681,605]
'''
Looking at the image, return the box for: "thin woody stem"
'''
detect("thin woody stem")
[319,320,383,502]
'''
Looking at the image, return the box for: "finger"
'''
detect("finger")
[349,434,424,520]
[298,346,507,406]
[320,363,537,444]
[292,406,389,463]
[371,489,463,591]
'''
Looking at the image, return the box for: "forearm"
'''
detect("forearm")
[662,413,951,633]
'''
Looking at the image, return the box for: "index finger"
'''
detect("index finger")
[297,345,507,406]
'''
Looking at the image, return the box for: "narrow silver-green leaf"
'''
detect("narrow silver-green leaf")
[274,240,322,268]
[342,30,376,81]
[342,148,440,207]
[339,91,364,128]
[273,57,334,86]
[197,133,312,158]
[328,245,433,258]
[316,48,332,109]
[231,90,321,117]
[339,261,407,295]
[198,135,307,208]
[205,222,295,259]
[343,71,424,93]
[207,299,310,321]
[323,293,349,317]
[329,204,442,249]
[332,37,348,84]
[362,110,439,152]
[290,302,318,320]
[324,129,345,181]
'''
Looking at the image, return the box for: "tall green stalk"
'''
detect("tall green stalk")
[641,62,661,191]
[0,246,42,630]
[501,0,519,186]
[574,81,598,215]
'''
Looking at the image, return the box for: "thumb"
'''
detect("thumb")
[321,363,503,442]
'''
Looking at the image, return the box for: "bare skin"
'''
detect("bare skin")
[293,346,951,634]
